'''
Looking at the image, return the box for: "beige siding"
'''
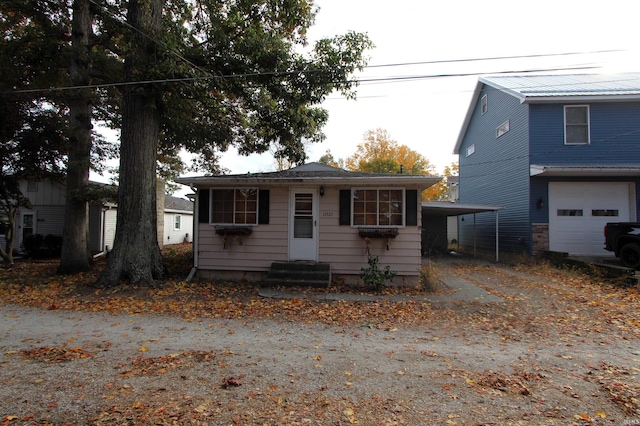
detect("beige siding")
[316,185,422,278]
[197,184,424,283]
[197,187,289,271]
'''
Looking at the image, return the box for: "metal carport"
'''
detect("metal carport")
[422,201,504,262]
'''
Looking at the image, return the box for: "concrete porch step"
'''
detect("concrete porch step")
[263,261,331,288]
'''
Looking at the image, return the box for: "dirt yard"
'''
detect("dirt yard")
[0,251,639,425]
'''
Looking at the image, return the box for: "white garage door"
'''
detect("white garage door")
[548,182,635,256]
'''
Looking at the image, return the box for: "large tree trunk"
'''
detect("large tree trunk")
[58,0,92,274]
[96,0,165,288]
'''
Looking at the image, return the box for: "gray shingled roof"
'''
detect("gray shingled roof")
[177,162,441,189]
[165,195,193,212]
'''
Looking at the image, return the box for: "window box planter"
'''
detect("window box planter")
[214,225,253,249]
[357,227,399,252]
[357,227,399,239]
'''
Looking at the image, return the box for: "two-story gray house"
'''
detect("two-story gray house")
[454,73,640,257]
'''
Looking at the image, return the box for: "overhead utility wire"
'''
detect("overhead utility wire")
[86,0,213,79]
[365,50,622,69]
[7,64,602,95]
[355,65,600,84]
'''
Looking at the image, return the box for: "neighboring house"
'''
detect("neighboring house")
[163,195,194,245]
[454,73,640,257]
[4,178,193,255]
[177,163,440,286]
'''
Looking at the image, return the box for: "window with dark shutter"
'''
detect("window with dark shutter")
[405,189,418,226]
[258,189,270,224]
[198,189,210,223]
[339,189,351,225]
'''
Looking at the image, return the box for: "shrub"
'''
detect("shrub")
[360,254,396,291]
[21,234,44,258]
[21,234,63,259]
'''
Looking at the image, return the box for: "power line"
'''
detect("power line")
[87,0,212,79]
[4,63,605,95]
[365,50,622,69]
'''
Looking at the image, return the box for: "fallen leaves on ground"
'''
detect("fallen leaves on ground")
[117,350,222,378]
[2,246,640,425]
[585,362,640,415]
[15,343,93,363]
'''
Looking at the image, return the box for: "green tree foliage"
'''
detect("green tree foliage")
[0,0,118,270]
[95,0,373,287]
[3,0,372,283]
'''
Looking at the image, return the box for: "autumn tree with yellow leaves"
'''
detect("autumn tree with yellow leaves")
[342,128,458,201]
[344,129,435,175]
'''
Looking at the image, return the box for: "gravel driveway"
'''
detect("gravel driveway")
[1,257,639,425]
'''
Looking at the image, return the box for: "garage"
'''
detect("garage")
[548,182,636,256]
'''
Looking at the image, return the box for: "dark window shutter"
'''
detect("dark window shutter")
[339,189,351,225]
[198,189,210,223]
[258,189,270,224]
[405,189,418,226]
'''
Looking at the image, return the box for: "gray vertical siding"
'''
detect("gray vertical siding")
[458,85,531,253]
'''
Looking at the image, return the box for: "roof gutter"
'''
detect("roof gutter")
[530,164,640,177]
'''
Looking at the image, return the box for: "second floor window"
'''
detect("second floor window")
[564,105,590,145]
[211,188,258,225]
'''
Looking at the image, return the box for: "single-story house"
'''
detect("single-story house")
[176,163,441,286]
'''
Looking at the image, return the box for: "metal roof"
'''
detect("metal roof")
[421,201,503,216]
[480,73,640,101]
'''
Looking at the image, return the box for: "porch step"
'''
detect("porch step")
[263,261,331,288]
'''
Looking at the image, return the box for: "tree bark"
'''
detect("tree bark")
[58,0,92,274]
[96,0,165,287]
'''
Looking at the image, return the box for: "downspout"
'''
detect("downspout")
[186,186,198,282]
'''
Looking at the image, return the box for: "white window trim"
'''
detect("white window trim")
[351,188,405,228]
[209,188,259,225]
[174,214,182,230]
[564,105,590,145]
[481,94,488,115]
[496,119,510,138]
[466,144,475,157]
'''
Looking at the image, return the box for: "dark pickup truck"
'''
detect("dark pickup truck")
[604,222,640,269]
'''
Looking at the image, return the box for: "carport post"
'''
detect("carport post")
[473,213,476,258]
[495,210,499,263]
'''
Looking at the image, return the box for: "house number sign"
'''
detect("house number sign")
[322,211,334,217]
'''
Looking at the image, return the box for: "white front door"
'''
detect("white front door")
[289,188,318,261]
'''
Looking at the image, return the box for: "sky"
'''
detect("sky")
[92,0,640,195]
